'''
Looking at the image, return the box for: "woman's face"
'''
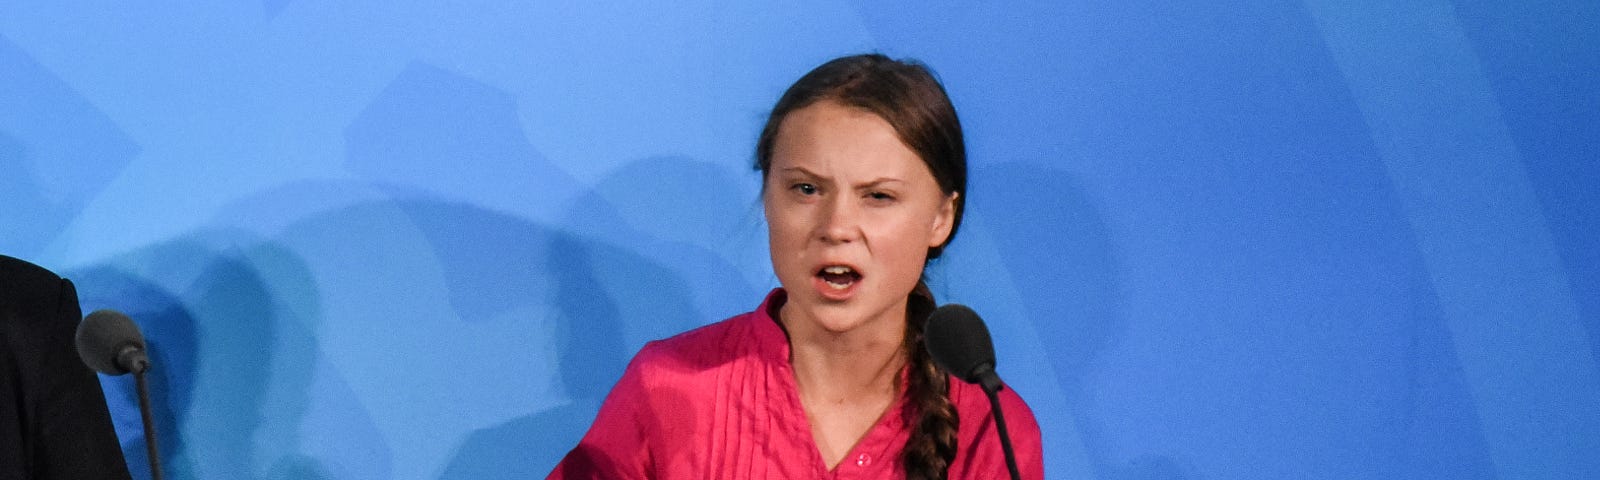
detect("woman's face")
[764,100,957,334]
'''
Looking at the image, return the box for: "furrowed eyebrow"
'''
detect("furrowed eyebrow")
[777,167,832,186]
[778,167,904,190]
[854,178,905,190]
[779,166,823,178]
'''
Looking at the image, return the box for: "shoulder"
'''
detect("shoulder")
[0,255,73,326]
[600,303,787,422]
[948,377,1040,436]
[575,309,778,454]
[0,255,56,279]
[627,288,790,376]
[947,377,1045,479]
[1,255,67,300]
[626,310,766,379]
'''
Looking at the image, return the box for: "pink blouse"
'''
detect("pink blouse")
[549,289,1044,479]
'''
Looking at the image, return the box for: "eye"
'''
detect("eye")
[792,183,819,195]
[866,191,896,203]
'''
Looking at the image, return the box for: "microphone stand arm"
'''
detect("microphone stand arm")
[976,369,1021,480]
[133,366,164,480]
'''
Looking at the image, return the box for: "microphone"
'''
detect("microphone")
[76,309,150,375]
[75,309,165,480]
[924,304,1002,392]
[924,304,1022,480]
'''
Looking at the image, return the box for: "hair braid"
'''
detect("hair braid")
[902,280,958,480]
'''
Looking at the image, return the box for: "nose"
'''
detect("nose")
[817,195,862,244]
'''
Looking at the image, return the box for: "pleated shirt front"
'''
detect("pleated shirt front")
[549,289,1044,479]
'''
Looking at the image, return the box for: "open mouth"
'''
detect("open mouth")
[817,265,862,290]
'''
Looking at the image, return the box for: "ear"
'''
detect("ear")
[927,191,959,248]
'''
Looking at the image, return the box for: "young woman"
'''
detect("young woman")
[551,54,1044,479]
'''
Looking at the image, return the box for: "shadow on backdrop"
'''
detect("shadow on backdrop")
[430,227,631,479]
[345,58,643,477]
[70,238,335,480]
[559,156,765,329]
[0,35,139,258]
[344,61,582,219]
[72,266,199,480]
[428,174,743,477]
[433,155,761,477]
[1451,0,1600,367]
[342,57,755,477]
[971,162,1164,479]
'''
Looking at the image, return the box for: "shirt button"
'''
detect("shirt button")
[856,453,872,467]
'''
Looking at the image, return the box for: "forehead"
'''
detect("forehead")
[769,101,932,181]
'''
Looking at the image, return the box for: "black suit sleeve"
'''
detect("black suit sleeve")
[0,254,132,480]
[32,278,132,480]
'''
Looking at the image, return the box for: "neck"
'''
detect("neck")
[781,302,908,405]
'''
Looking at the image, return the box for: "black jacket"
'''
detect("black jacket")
[0,255,131,480]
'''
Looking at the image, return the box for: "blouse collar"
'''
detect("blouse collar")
[750,287,792,364]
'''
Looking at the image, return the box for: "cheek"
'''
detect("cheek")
[865,217,934,273]
[765,202,806,247]
[873,240,930,300]
[764,202,812,275]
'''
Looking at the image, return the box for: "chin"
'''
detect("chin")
[811,311,867,334]
[796,294,894,334]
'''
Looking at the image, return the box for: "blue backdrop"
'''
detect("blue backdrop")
[3,1,1597,479]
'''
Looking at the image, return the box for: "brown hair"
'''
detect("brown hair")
[755,53,966,480]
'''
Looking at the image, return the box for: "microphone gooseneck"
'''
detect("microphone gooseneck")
[75,309,164,480]
[924,303,1023,480]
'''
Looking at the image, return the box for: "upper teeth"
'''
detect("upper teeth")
[824,266,852,274]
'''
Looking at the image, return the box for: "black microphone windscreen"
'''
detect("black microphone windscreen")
[924,303,997,384]
[76,309,147,375]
